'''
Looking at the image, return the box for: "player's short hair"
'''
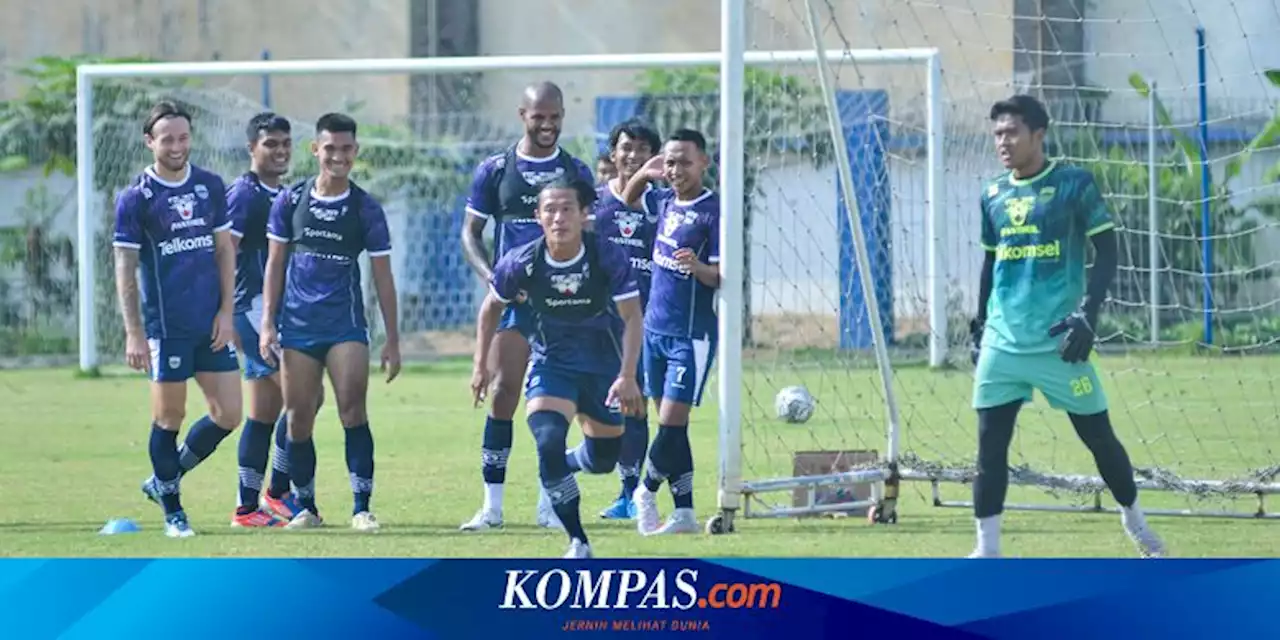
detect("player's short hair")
[143,101,192,136]
[989,95,1050,132]
[667,128,708,153]
[597,151,614,165]
[246,112,291,143]
[608,119,662,153]
[315,112,358,137]
[539,175,598,210]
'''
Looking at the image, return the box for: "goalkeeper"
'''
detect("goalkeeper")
[968,95,1165,558]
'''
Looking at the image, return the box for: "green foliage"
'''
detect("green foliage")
[1070,71,1280,330]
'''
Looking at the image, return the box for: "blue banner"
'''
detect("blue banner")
[1,558,1271,638]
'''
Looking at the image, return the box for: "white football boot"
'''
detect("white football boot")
[648,508,699,536]
[632,485,661,535]
[537,488,565,530]
[459,508,504,531]
[564,538,594,559]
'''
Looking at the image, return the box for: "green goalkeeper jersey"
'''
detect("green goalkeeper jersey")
[979,160,1117,354]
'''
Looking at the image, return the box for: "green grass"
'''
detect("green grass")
[0,354,1277,558]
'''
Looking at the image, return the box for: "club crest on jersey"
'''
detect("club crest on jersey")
[550,272,585,295]
[169,193,197,220]
[311,205,344,223]
[194,184,209,200]
[615,211,643,238]
[1037,186,1056,203]
[1005,196,1034,227]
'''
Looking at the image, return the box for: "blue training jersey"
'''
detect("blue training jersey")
[593,182,660,308]
[112,164,230,340]
[226,172,280,315]
[465,146,594,262]
[645,188,721,340]
[490,233,639,376]
[265,180,392,341]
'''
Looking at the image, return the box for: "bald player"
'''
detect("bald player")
[460,82,595,532]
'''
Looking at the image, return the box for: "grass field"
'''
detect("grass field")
[0,353,1277,558]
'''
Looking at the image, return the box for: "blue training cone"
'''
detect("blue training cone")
[99,518,141,535]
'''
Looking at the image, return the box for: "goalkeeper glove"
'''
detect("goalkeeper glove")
[968,318,984,365]
[1048,306,1098,363]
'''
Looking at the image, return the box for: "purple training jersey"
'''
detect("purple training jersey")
[646,188,721,340]
[490,233,639,376]
[112,164,231,340]
[266,181,392,341]
[592,182,660,308]
[465,146,594,262]
[226,172,280,315]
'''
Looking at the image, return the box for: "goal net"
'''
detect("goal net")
[727,0,1280,523]
[48,0,1280,528]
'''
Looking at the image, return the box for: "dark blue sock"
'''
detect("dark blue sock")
[149,425,183,515]
[288,437,318,515]
[530,410,587,543]
[267,414,290,498]
[618,416,650,498]
[566,435,622,475]
[344,423,375,515]
[482,417,514,485]
[665,425,694,509]
[643,425,673,493]
[177,415,232,474]
[236,419,273,510]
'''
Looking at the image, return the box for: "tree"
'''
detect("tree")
[635,67,836,346]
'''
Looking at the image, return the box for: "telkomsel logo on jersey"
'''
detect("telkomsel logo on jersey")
[499,568,782,631]
[159,235,214,256]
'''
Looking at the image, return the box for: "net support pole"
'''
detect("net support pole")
[715,0,747,517]
[1148,81,1160,345]
[802,0,902,463]
[1197,26,1213,345]
[76,67,97,373]
[926,50,947,367]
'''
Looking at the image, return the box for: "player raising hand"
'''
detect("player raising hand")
[619,129,722,536]
[471,176,644,558]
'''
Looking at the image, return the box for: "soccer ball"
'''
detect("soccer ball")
[774,386,816,424]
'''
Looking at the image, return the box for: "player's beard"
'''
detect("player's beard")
[528,127,559,152]
[157,151,189,175]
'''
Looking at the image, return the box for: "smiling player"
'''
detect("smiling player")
[116,101,241,538]
[619,129,721,536]
[459,82,595,532]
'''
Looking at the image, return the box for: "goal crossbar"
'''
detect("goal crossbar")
[74,46,947,532]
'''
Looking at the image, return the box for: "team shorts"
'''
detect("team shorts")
[280,329,370,365]
[525,362,622,427]
[498,300,536,337]
[147,336,239,383]
[234,312,277,381]
[643,331,717,407]
[972,347,1108,415]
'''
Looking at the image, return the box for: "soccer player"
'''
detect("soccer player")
[259,112,401,531]
[591,119,663,520]
[225,112,308,527]
[459,81,595,531]
[470,176,645,558]
[619,129,721,536]
[115,101,241,537]
[595,152,617,186]
[968,94,1165,558]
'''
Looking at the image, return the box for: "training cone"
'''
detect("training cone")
[99,518,140,535]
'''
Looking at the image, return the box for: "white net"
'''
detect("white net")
[731,0,1280,519]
